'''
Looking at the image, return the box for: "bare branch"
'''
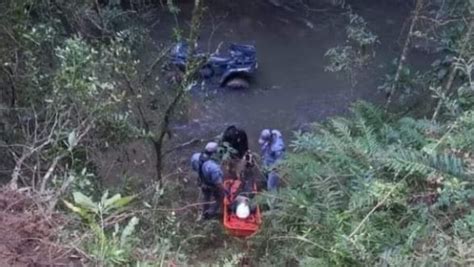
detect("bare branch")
[163,138,202,155]
[142,46,171,84]
[40,155,64,193]
[385,0,424,110]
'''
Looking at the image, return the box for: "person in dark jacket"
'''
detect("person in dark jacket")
[221,125,249,159]
[220,125,249,179]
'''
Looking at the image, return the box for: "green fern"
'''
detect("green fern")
[354,116,379,156]
[383,149,465,178]
[264,97,473,266]
[330,117,353,141]
[446,110,474,150]
[291,131,325,153]
[350,101,386,131]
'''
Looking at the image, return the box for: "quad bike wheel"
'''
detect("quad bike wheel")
[225,77,250,89]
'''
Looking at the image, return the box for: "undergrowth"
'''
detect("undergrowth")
[253,101,474,266]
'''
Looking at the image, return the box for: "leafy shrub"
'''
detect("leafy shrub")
[254,101,474,266]
[64,191,138,265]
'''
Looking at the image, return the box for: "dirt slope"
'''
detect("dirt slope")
[0,188,79,266]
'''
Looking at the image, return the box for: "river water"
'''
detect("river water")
[98,0,412,185]
[150,0,410,150]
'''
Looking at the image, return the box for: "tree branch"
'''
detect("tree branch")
[142,46,171,85]
[40,155,64,193]
[385,0,424,111]
[163,138,202,155]
[432,19,473,121]
[348,173,409,239]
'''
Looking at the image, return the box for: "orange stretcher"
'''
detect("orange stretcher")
[223,179,262,238]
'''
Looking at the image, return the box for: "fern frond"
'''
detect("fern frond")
[383,149,465,178]
[350,101,385,131]
[329,117,353,141]
[354,116,379,156]
[396,118,428,148]
[291,131,325,153]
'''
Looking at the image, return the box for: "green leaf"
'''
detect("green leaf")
[63,200,82,214]
[105,195,135,212]
[63,200,88,218]
[120,216,139,247]
[104,193,122,210]
[73,191,98,213]
[101,190,110,205]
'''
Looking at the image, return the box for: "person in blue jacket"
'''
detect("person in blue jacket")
[191,142,228,219]
[258,129,285,192]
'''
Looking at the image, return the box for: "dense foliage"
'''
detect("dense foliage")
[255,1,474,265]
[0,0,204,265]
[0,0,472,266]
[256,101,473,265]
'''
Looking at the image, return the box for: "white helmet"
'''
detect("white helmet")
[258,129,271,145]
[236,202,250,219]
[204,142,218,153]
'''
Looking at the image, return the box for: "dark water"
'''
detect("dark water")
[149,0,410,150]
[98,0,412,184]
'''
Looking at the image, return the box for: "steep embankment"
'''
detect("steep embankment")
[0,188,79,266]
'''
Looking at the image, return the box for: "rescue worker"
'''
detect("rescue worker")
[220,125,249,179]
[258,129,285,192]
[239,151,257,195]
[191,142,229,220]
[222,125,249,159]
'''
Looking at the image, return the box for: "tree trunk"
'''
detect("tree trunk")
[154,89,186,182]
[151,0,203,183]
[9,150,27,190]
[385,0,424,111]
